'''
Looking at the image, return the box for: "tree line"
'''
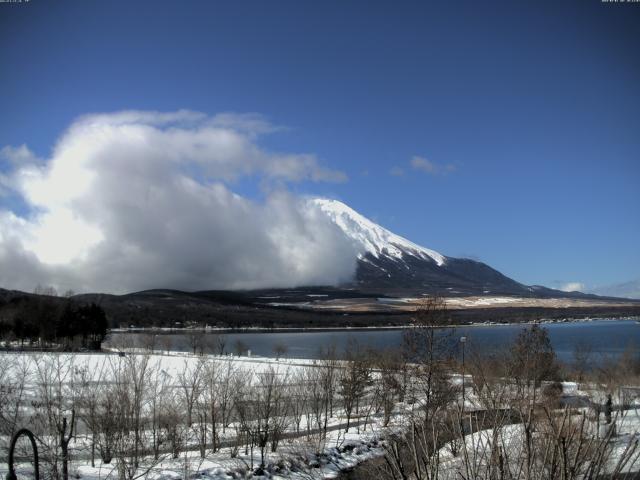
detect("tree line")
[0,287,107,350]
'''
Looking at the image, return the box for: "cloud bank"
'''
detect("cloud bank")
[410,156,456,175]
[389,155,456,178]
[590,279,640,300]
[558,282,585,293]
[0,110,357,294]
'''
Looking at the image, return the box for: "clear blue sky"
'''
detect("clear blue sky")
[1,0,638,291]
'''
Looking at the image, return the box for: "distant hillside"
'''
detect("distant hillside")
[590,279,640,300]
[2,286,637,331]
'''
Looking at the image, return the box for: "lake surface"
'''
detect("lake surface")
[106,319,640,363]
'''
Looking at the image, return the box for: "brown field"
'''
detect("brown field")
[272,295,640,314]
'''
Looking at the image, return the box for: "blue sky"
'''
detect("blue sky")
[1,0,638,293]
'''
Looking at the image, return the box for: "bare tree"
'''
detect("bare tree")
[572,341,593,383]
[508,324,559,476]
[216,334,228,355]
[289,368,309,434]
[34,284,58,297]
[95,384,119,464]
[188,331,203,355]
[234,339,249,356]
[273,343,288,360]
[148,362,171,460]
[199,357,241,454]
[110,353,151,472]
[374,349,404,427]
[318,344,339,427]
[177,358,204,427]
[233,374,256,468]
[76,358,109,467]
[235,365,290,471]
[255,366,290,467]
[32,354,79,480]
[339,341,372,432]
[139,333,157,352]
[201,333,220,355]
[382,296,457,480]
[160,335,173,353]
[0,355,30,457]
[178,358,207,457]
[161,389,188,459]
[305,362,326,442]
[221,358,243,433]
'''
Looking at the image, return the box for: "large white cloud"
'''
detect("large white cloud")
[0,110,357,293]
[558,282,585,293]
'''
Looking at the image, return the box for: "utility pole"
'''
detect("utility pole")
[460,336,467,414]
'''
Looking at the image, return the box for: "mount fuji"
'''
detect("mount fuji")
[312,198,586,298]
[3,198,633,331]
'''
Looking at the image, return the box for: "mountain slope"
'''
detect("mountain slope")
[313,198,594,297]
[590,279,640,300]
[313,198,446,266]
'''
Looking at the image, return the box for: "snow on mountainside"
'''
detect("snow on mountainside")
[311,198,610,298]
[312,198,446,266]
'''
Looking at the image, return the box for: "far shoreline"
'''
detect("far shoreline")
[108,315,640,335]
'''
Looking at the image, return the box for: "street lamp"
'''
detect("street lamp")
[460,336,467,411]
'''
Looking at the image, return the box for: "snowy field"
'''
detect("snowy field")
[2,349,640,479]
[0,350,395,480]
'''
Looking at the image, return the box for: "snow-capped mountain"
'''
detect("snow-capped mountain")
[313,198,446,266]
[312,198,558,296]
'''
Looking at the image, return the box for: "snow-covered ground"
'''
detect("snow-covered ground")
[2,350,640,479]
[0,351,394,480]
[2,423,387,480]
[435,407,640,478]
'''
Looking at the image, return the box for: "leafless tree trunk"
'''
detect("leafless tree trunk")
[0,355,30,457]
[289,368,308,433]
[148,363,170,460]
[177,358,204,427]
[59,411,75,480]
[32,354,80,480]
[76,358,108,467]
[200,357,240,454]
[161,390,188,459]
[188,332,202,355]
[339,341,372,433]
[273,343,288,360]
[305,362,326,442]
[110,353,151,474]
[374,349,404,427]
[380,296,457,480]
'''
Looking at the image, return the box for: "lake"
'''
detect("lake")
[105,319,640,363]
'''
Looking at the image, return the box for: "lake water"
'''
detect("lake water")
[106,319,640,364]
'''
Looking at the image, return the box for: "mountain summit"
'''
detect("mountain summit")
[312,198,585,298]
[312,198,446,266]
